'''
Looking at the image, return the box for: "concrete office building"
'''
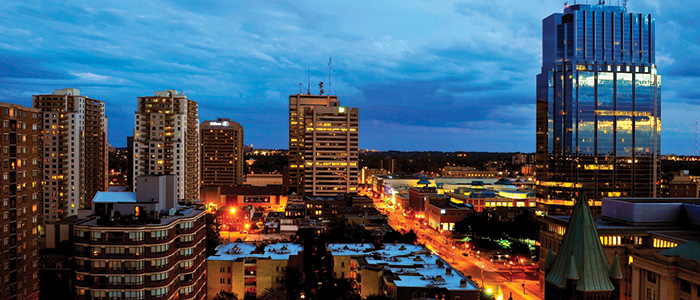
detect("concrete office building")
[201,118,244,187]
[33,88,108,220]
[289,94,359,196]
[74,175,207,300]
[303,105,358,196]
[0,103,42,300]
[133,90,199,201]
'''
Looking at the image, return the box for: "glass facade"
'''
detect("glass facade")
[536,4,661,214]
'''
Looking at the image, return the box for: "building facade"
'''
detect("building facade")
[200,118,244,187]
[536,4,661,215]
[133,90,200,201]
[0,103,42,300]
[74,176,207,300]
[289,95,350,195]
[33,88,108,220]
[207,243,303,299]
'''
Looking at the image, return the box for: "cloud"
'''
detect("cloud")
[0,0,697,153]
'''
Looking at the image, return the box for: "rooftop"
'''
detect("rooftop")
[326,243,375,256]
[77,206,204,227]
[92,191,137,203]
[209,243,303,261]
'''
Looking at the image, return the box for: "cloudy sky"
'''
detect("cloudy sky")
[0,0,698,153]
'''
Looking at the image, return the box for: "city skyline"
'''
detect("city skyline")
[1,1,699,153]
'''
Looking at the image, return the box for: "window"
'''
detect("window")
[91,291,106,299]
[180,248,193,256]
[179,286,194,295]
[129,231,144,241]
[680,279,691,293]
[150,287,169,298]
[180,234,194,243]
[151,229,168,240]
[646,288,655,300]
[108,276,121,286]
[180,259,194,270]
[125,290,144,300]
[151,244,170,253]
[91,261,106,270]
[108,261,122,271]
[125,261,144,271]
[129,247,144,256]
[125,276,144,286]
[91,231,102,241]
[151,258,168,268]
[647,271,656,283]
[151,272,169,282]
[180,221,194,230]
[106,247,125,255]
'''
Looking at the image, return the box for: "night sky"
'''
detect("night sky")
[1,0,698,153]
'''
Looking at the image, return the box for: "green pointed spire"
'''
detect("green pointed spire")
[545,193,614,291]
[544,248,555,269]
[567,254,579,280]
[609,254,623,279]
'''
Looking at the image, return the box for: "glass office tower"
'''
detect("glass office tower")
[536,4,661,214]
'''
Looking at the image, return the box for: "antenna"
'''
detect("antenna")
[307,68,311,95]
[299,83,303,95]
[328,57,332,95]
[695,116,698,155]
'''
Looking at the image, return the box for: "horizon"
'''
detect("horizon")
[1,1,699,153]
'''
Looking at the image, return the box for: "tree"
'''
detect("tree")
[284,267,304,300]
[213,291,239,300]
[258,288,287,300]
[206,213,222,257]
[316,277,360,300]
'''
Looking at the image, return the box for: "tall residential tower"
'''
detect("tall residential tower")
[536,4,661,215]
[133,90,200,201]
[33,88,108,220]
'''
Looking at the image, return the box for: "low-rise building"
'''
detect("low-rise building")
[445,189,536,212]
[207,243,303,299]
[426,202,472,232]
[327,243,480,300]
[442,166,501,178]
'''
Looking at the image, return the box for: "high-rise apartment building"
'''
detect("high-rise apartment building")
[0,103,42,300]
[74,176,206,300]
[133,90,200,201]
[200,118,244,187]
[33,88,108,220]
[536,4,661,215]
[302,105,358,196]
[288,95,340,194]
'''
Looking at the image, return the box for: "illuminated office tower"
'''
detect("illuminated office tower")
[536,4,661,214]
[133,90,200,201]
[200,118,244,187]
[303,105,359,196]
[33,88,108,220]
[288,95,340,194]
[0,103,42,300]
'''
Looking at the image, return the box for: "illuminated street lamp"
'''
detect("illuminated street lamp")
[480,265,484,287]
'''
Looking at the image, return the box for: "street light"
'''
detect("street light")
[520,258,526,295]
[480,265,484,287]
[452,246,455,264]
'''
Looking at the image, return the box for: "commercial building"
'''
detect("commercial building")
[207,243,303,299]
[133,90,199,201]
[536,4,661,215]
[445,189,536,212]
[0,103,42,300]
[201,118,244,187]
[200,186,287,210]
[441,166,500,178]
[327,243,480,300]
[668,171,699,198]
[33,88,108,219]
[627,241,700,300]
[303,105,359,196]
[74,175,207,300]
[288,94,359,196]
[426,202,472,232]
[539,197,700,299]
[288,94,339,194]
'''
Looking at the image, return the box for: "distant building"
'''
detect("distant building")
[0,102,41,300]
[441,166,500,178]
[133,90,199,201]
[200,185,287,210]
[207,243,303,299]
[360,168,388,185]
[445,189,536,212]
[536,4,661,215]
[512,153,532,165]
[327,243,480,300]
[244,174,283,187]
[33,88,108,219]
[304,194,372,219]
[288,94,358,196]
[201,118,244,187]
[668,170,699,198]
[627,241,700,300]
[74,175,207,300]
[408,179,438,212]
[381,156,396,174]
[426,202,472,232]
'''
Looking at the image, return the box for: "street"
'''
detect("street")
[374,198,544,300]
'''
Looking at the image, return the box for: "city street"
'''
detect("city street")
[374,198,544,300]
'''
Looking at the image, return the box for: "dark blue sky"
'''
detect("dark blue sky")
[1,0,698,153]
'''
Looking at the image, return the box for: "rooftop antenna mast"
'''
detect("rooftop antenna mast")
[695,116,698,155]
[307,68,311,95]
[299,83,303,95]
[328,57,332,95]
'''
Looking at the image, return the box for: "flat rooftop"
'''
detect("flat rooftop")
[77,207,203,227]
[209,243,303,261]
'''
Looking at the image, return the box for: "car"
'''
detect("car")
[239,230,248,234]
[462,252,469,257]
